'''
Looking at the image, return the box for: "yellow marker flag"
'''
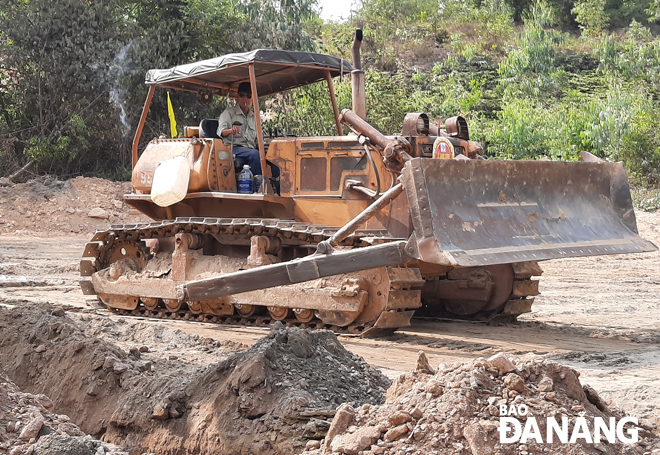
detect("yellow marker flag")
[167,92,177,138]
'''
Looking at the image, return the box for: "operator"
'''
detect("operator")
[217,81,278,180]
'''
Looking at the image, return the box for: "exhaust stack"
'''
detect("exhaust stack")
[351,29,366,119]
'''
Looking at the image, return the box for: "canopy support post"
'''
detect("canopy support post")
[249,64,270,193]
[325,70,343,136]
[132,85,156,168]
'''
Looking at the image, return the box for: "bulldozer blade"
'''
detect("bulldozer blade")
[402,158,657,267]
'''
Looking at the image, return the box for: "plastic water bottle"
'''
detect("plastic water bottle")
[237,165,254,194]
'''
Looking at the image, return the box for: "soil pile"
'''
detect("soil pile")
[71,315,247,368]
[0,176,148,235]
[0,373,128,455]
[0,303,390,455]
[307,352,660,455]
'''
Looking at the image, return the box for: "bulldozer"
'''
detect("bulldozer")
[80,32,657,336]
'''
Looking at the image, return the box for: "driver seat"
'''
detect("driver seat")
[199,118,247,172]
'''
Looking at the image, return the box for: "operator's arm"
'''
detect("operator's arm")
[217,109,236,137]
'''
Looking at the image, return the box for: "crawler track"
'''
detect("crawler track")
[80,217,541,336]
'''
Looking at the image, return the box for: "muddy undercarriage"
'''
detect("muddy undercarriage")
[80,218,541,336]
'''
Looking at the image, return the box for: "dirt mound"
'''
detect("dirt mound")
[71,315,247,368]
[307,352,660,455]
[0,304,390,455]
[0,176,148,235]
[0,372,127,455]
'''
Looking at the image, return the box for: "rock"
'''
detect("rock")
[88,208,109,219]
[415,351,435,374]
[136,361,152,372]
[86,384,100,397]
[35,345,46,353]
[383,423,409,442]
[51,308,65,317]
[113,362,128,374]
[330,425,381,454]
[486,353,516,375]
[538,376,554,392]
[473,357,487,367]
[102,356,116,371]
[325,403,355,449]
[305,440,321,450]
[503,373,527,393]
[426,381,443,396]
[32,433,99,454]
[58,422,85,436]
[583,384,607,411]
[19,415,44,441]
[139,346,149,353]
[555,367,587,401]
[463,423,495,455]
[386,373,418,403]
[152,403,170,420]
[478,420,498,433]
[91,355,105,371]
[128,347,141,359]
[388,411,413,426]
[35,394,54,409]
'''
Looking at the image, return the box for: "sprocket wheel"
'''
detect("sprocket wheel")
[100,240,150,271]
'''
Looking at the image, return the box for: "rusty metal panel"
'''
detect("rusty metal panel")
[79,280,97,295]
[299,157,327,191]
[386,267,425,288]
[402,158,657,267]
[385,290,422,310]
[371,309,415,328]
[512,280,539,298]
[82,242,100,258]
[512,261,543,279]
[79,259,97,277]
[502,298,534,315]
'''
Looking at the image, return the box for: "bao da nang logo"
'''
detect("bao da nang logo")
[499,402,639,444]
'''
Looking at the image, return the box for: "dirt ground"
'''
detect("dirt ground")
[0,176,659,454]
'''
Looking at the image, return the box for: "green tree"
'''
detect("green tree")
[572,0,609,36]
[498,1,565,99]
[230,0,318,52]
[0,0,320,177]
[0,0,126,175]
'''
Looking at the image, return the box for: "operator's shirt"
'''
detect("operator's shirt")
[217,104,258,149]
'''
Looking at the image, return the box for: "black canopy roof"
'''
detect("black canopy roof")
[145,49,353,97]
